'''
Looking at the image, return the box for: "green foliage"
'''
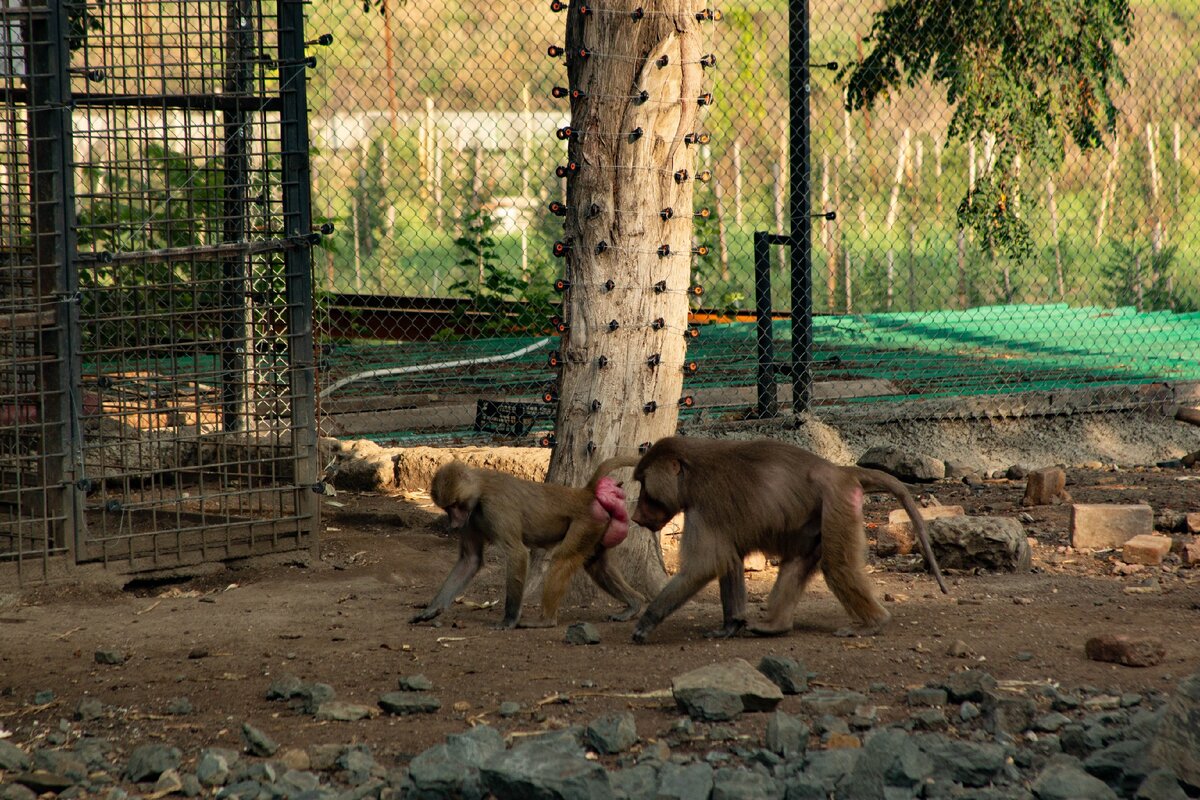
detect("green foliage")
[842,0,1132,260]
[1100,238,1186,312]
[443,208,556,338]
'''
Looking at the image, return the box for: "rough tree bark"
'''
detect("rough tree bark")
[544,0,704,599]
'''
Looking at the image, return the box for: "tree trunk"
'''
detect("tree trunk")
[545,0,703,600]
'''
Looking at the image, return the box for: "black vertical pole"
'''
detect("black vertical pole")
[789,0,813,413]
[753,232,777,418]
[31,0,81,561]
[278,0,319,549]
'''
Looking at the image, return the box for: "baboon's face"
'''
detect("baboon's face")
[631,457,682,532]
[430,463,477,529]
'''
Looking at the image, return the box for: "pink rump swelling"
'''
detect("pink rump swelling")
[592,476,629,547]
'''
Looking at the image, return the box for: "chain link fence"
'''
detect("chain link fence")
[309,0,1200,446]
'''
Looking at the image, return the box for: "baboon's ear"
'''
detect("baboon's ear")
[667,458,682,476]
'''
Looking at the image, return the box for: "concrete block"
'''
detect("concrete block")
[1121,534,1173,566]
[1069,504,1153,550]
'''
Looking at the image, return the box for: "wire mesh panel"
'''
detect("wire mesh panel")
[65,0,318,569]
[310,0,1199,446]
[0,4,74,578]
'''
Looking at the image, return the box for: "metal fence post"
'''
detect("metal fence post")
[789,0,814,414]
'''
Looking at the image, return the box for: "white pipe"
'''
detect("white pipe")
[318,337,553,399]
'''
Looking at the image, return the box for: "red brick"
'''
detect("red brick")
[1187,512,1200,535]
[879,505,965,555]
[1069,504,1153,550]
[1121,534,1173,566]
[1084,634,1166,667]
[1183,540,1200,567]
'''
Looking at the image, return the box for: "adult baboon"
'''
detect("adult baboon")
[626,437,947,642]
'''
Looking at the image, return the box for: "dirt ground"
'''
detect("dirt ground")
[2,455,1199,774]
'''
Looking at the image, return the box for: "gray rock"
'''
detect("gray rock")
[928,516,1031,572]
[1031,760,1118,800]
[31,690,54,705]
[765,711,809,758]
[306,744,343,771]
[798,688,868,716]
[672,659,783,722]
[125,743,182,782]
[959,701,982,722]
[1149,670,1200,787]
[781,774,828,800]
[0,783,37,800]
[857,446,945,483]
[74,697,104,721]
[814,715,849,737]
[756,656,807,695]
[1134,769,1188,800]
[0,741,31,772]
[337,746,377,785]
[266,675,304,701]
[841,729,934,797]
[480,737,611,799]
[377,692,440,715]
[73,738,115,771]
[1034,712,1072,733]
[241,723,279,758]
[499,701,521,718]
[802,748,861,793]
[277,769,320,796]
[153,769,184,796]
[941,670,998,703]
[609,764,658,800]
[910,709,949,730]
[33,751,88,783]
[314,701,374,722]
[907,688,948,707]
[915,734,1006,787]
[985,693,1037,735]
[294,683,336,715]
[165,697,193,715]
[216,778,265,800]
[711,766,783,800]
[180,773,202,798]
[398,674,433,692]
[585,713,638,755]
[564,623,601,645]
[407,726,503,800]
[94,649,125,665]
[197,752,231,787]
[656,762,713,800]
[1084,739,1152,796]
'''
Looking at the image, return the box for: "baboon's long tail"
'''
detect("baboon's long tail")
[587,456,642,491]
[851,467,949,594]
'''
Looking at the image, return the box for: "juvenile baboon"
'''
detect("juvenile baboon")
[627,437,948,643]
[411,457,643,629]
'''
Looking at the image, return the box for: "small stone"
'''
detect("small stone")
[959,702,981,722]
[671,659,783,722]
[1123,535,1173,565]
[1034,712,1072,733]
[32,690,54,705]
[564,622,601,645]
[765,711,808,758]
[1032,760,1118,800]
[187,647,208,659]
[1182,540,1200,567]
[293,682,336,714]
[584,712,638,754]
[398,674,433,692]
[498,701,521,718]
[378,691,441,715]
[0,783,37,800]
[153,768,184,796]
[946,639,973,658]
[928,516,1031,572]
[306,744,343,771]
[756,655,807,694]
[825,732,862,749]
[1186,513,1200,534]
[799,689,869,716]
[1085,634,1166,668]
[910,709,948,730]
[279,748,310,771]
[0,740,32,772]
[196,752,231,787]
[940,670,997,703]
[165,697,193,715]
[1134,769,1188,800]
[125,744,182,782]
[711,767,782,800]
[314,701,374,721]
[74,697,103,721]
[266,675,304,701]
[94,649,125,665]
[857,446,944,483]
[907,688,948,707]
[240,722,279,757]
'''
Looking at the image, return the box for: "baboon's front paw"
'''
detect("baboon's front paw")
[607,604,643,622]
[409,609,439,624]
[748,623,790,638]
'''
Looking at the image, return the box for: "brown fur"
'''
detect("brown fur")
[412,456,644,629]
[627,437,948,643]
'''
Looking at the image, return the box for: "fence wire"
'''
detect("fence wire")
[309,0,1199,446]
